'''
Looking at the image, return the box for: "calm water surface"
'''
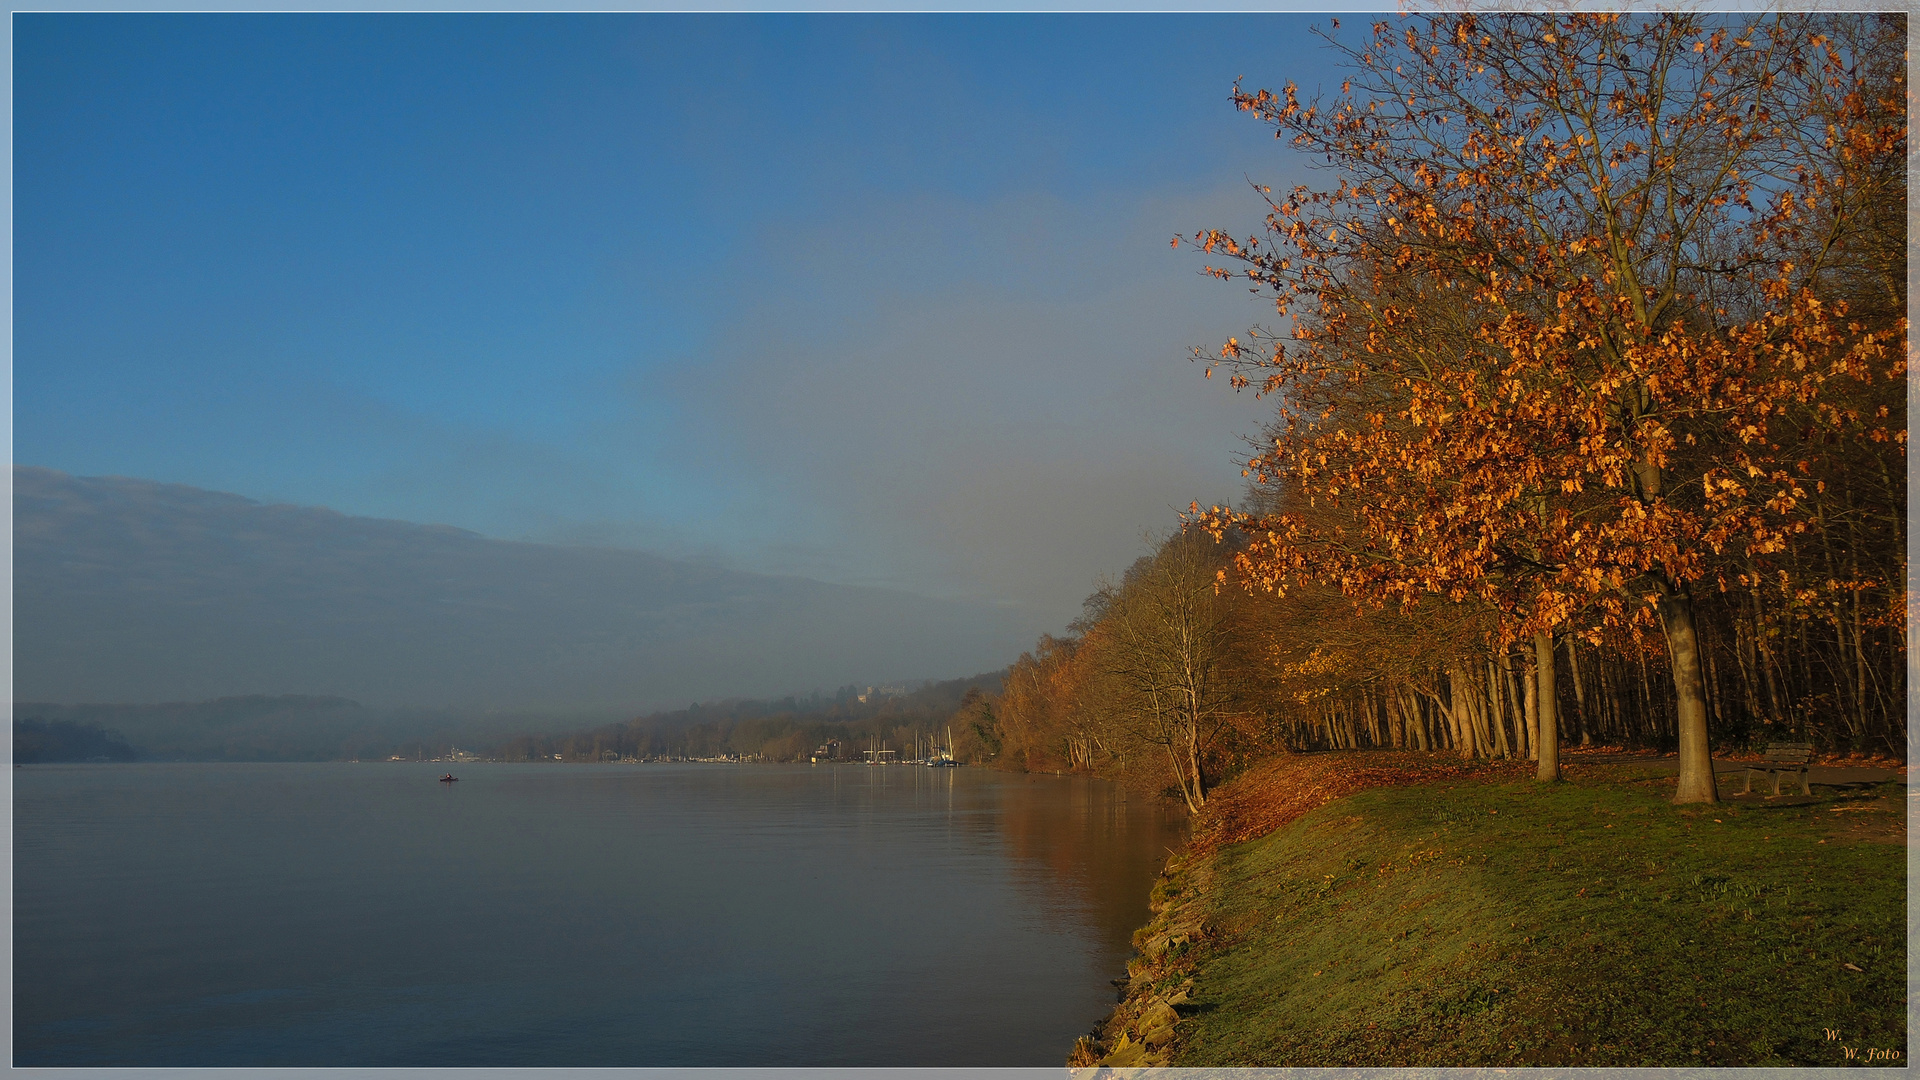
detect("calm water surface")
[15,762,1184,1066]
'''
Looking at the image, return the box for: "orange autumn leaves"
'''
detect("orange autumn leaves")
[1200,279,1900,639]
[1183,13,1905,649]
[1186,752,1517,858]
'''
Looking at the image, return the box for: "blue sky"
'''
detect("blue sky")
[16,14,1346,628]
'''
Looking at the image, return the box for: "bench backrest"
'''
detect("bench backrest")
[1763,742,1812,764]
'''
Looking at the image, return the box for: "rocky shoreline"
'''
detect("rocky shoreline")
[1068,849,1211,1068]
[1065,752,1516,1069]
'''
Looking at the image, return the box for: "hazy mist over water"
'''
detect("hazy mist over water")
[14,467,1036,710]
[15,763,1185,1066]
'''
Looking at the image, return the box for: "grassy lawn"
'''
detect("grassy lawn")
[1169,769,1906,1067]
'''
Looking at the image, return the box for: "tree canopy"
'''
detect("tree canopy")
[1183,13,1905,802]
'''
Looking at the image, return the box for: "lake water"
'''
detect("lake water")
[14,762,1184,1066]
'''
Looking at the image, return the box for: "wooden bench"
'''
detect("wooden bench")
[1741,742,1813,796]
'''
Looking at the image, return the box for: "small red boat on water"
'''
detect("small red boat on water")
[439,774,458,782]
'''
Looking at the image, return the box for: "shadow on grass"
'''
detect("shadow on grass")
[1168,771,1905,1068]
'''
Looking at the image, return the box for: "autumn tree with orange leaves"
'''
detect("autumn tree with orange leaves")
[1185,13,1906,803]
[1086,531,1252,812]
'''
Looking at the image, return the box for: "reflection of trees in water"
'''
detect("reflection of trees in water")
[959,771,1187,941]
[818,766,1183,952]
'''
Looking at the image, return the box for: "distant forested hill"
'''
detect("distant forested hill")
[10,695,534,762]
[499,669,1009,762]
[11,695,623,762]
[13,718,142,763]
[10,675,1008,763]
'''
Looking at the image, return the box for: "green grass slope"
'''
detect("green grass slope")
[1167,773,1905,1067]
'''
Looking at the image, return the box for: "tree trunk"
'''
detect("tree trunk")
[1602,653,1622,741]
[1748,582,1786,729]
[1565,634,1590,746]
[1535,631,1560,782]
[1187,730,1208,809]
[1487,659,1508,759]
[1519,646,1538,761]
[1705,644,1724,733]
[1444,667,1476,759]
[1164,736,1202,814]
[1656,579,1718,804]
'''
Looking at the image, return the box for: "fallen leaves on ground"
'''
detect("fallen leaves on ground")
[1188,751,1530,857]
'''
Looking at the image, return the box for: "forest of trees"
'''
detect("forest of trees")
[967,13,1906,808]
[490,674,1005,763]
[12,719,143,763]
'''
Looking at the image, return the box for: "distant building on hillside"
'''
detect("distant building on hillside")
[856,683,915,704]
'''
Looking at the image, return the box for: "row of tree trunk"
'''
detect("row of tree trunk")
[1262,573,1905,761]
